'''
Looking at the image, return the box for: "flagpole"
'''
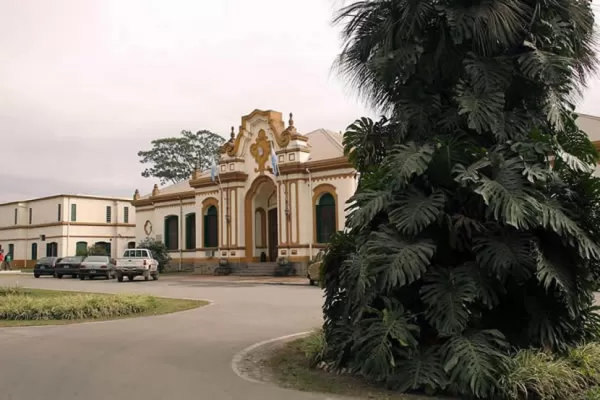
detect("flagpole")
[270,141,280,262]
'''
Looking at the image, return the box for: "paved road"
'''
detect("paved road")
[0,275,341,400]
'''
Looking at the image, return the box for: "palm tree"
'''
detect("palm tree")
[321,0,600,398]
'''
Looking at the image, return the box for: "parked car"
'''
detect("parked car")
[54,256,85,279]
[114,248,159,282]
[79,255,115,280]
[307,250,325,286]
[33,257,62,278]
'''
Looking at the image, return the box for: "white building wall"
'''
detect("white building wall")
[0,195,136,265]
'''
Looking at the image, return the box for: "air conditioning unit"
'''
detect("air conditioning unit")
[204,250,215,258]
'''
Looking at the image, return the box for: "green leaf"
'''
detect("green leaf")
[389,347,448,393]
[473,230,535,283]
[367,227,436,291]
[389,188,446,237]
[456,80,505,134]
[441,330,509,398]
[353,304,420,381]
[474,156,539,229]
[346,190,393,229]
[420,265,477,336]
[386,142,436,186]
[539,201,600,260]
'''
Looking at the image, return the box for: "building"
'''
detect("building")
[0,195,136,267]
[133,109,358,274]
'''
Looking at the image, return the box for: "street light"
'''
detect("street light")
[17,203,27,270]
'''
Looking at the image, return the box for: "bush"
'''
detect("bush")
[299,329,326,367]
[0,293,158,320]
[0,285,25,296]
[498,343,600,400]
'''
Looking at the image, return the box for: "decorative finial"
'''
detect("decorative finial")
[230,126,235,140]
[289,112,294,127]
[133,189,140,201]
[152,184,159,197]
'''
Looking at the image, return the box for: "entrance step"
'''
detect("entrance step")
[235,262,278,276]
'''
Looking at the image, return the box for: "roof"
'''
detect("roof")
[138,180,195,200]
[0,194,132,207]
[304,129,344,161]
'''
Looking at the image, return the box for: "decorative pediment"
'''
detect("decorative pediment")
[220,109,300,158]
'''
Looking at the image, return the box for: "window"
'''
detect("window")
[57,204,62,221]
[164,216,179,250]
[106,206,112,223]
[29,208,32,225]
[94,241,111,256]
[75,241,88,256]
[185,213,196,250]
[204,206,218,248]
[127,241,136,249]
[70,204,77,222]
[31,243,37,260]
[8,243,14,257]
[124,206,129,223]
[14,208,17,225]
[46,242,58,257]
[316,193,336,243]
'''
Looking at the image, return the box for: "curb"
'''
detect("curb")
[231,331,312,384]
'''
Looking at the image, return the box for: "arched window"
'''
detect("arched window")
[316,193,336,243]
[127,241,136,249]
[75,241,88,256]
[94,241,111,256]
[164,215,179,250]
[204,206,218,248]
[46,242,58,257]
[31,243,37,260]
[185,213,196,250]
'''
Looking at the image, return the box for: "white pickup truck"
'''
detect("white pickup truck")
[114,248,159,282]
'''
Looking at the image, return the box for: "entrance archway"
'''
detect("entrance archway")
[245,176,278,261]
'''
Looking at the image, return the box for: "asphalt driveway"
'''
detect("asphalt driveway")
[0,275,339,400]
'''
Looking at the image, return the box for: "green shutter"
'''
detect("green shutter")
[71,204,77,222]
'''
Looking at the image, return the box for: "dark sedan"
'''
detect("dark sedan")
[54,256,85,279]
[33,257,62,278]
[79,256,115,280]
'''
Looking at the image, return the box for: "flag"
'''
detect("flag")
[270,145,279,176]
[211,160,218,182]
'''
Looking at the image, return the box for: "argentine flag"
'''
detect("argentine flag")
[210,160,218,182]
[270,146,279,176]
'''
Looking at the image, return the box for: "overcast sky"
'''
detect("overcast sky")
[1,0,599,203]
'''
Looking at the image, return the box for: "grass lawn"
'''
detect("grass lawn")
[0,288,207,327]
[267,337,446,400]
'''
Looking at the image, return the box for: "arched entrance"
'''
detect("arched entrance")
[245,176,278,261]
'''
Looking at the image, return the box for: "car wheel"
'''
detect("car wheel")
[152,273,158,281]
[128,275,135,281]
[309,279,315,286]
[57,274,63,279]
[106,273,111,280]
[117,274,123,282]
[79,275,85,280]
[34,274,40,278]
[71,274,77,279]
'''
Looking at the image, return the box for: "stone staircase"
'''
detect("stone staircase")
[235,262,279,276]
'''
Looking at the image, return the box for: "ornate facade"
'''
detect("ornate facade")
[132,109,358,274]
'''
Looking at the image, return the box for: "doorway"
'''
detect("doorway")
[268,208,278,261]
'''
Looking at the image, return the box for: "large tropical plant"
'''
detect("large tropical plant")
[322,0,600,398]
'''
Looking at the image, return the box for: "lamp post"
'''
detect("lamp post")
[17,203,27,269]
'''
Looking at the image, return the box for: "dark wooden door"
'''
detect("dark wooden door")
[268,208,278,261]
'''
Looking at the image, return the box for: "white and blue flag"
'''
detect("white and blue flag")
[270,145,279,176]
[210,160,218,182]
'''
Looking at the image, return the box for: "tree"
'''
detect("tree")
[322,0,600,398]
[138,130,225,185]
[137,238,171,273]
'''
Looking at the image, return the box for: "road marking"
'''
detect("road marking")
[231,331,312,384]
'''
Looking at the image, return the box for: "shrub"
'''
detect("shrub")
[567,343,600,385]
[0,293,158,320]
[500,350,587,400]
[0,285,25,296]
[299,329,326,367]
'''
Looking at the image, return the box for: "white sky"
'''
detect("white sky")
[1,0,599,202]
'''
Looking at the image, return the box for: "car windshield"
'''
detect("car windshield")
[37,257,53,264]
[84,256,108,262]
[61,257,83,263]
